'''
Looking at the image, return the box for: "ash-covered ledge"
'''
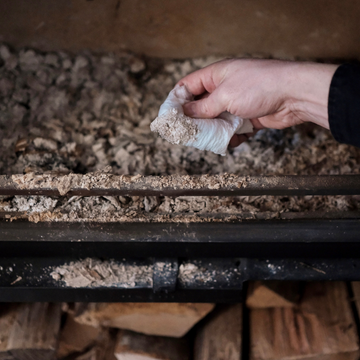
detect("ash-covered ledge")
[1,173,360,196]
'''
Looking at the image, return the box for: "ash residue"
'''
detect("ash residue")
[1,44,360,179]
[1,45,360,221]
[10,171,246,194]
[11,167,145,196]
[0,45,226,177]
[178,261,242,288]
[179,263,215,285]
[1,195,58,213]
[150,108,199,145]
[50,258,153,288]
[1,193,359,223]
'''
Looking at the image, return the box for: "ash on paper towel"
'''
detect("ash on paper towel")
[150,84,253,156]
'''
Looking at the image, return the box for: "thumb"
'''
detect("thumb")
[183,90,225,118]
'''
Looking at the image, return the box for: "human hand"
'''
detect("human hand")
[178,59,338,147]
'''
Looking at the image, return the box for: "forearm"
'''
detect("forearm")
[284,62,339,129]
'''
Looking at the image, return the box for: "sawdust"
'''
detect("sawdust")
[1,43,360,179]
[1,44,360,222]
[11,167,145,196]
[11,171,246,194]
[50,258,153,288]
[150,108,199,145]
[146,173,246,190]
[1,193,358,223]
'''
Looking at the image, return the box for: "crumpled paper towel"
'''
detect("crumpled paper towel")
[150,84,253,156]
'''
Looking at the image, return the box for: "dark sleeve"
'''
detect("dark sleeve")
[328,63,360,148]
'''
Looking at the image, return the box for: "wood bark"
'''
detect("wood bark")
[7,303,61,360]
[0,305,19,360]
[114,330,189,360]
[75,329,117,360]
[351,281,360,315]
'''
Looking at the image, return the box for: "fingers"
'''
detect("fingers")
[183,97,224,119]
[249,118,266,130]
[183,89,226,118]
[229,127,260,148]
[195,92,210,100]
[229,134,249,148]
[177,64,218,96]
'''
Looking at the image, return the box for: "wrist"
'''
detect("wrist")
[283,62,339,129]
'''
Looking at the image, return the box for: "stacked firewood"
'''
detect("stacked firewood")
[0,302,213,360]
[247,281,360,360]
[0,282,359,359]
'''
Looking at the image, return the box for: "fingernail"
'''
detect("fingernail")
[184,103,196,117]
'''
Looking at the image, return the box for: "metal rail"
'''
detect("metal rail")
[1,219,360,258]
[0,217,359,300]
[1,174,360,196]
[1,173,360,302]
[0,256,357,302]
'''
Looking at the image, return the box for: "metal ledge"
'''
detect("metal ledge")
[0,257,357,302]
[1,174,360,196]
[0,219,360,258]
